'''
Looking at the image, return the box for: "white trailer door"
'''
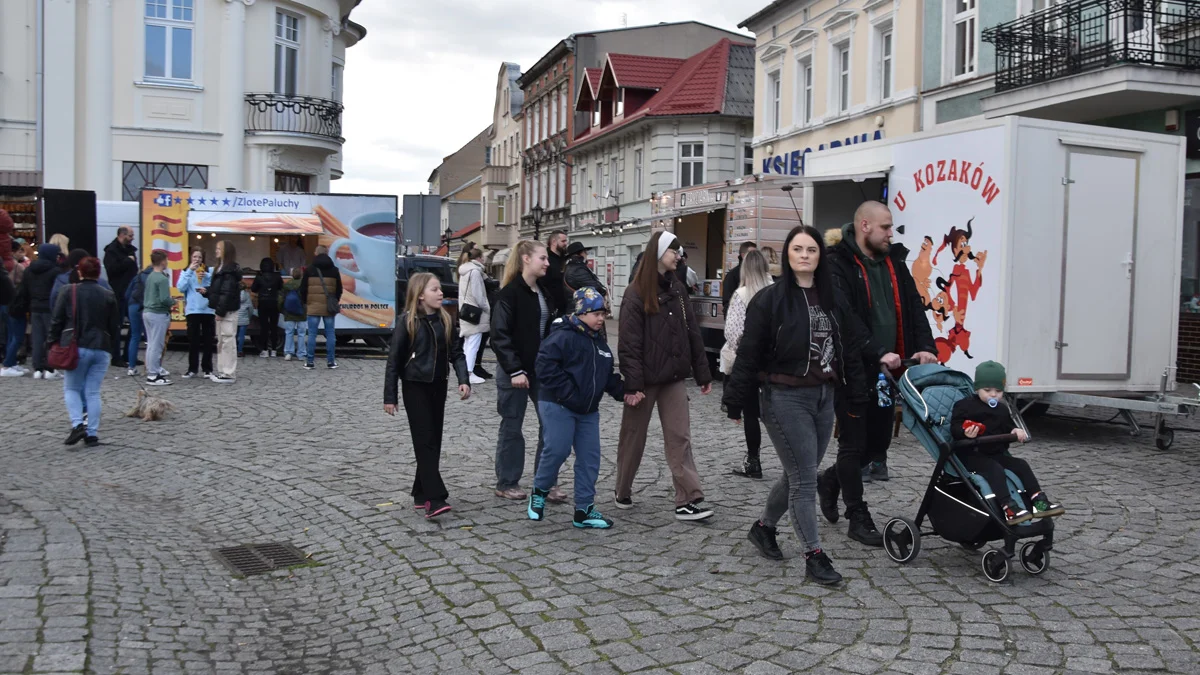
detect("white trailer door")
[1058,149,1139,379]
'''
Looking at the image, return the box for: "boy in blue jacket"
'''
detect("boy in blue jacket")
[528,287,624,528]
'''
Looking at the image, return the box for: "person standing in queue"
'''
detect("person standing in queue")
[384,272,471,519]
[489,239,565,503]
[102,226,139,368]
[177,249,215,379]
[614,231,715,522]
[719,249,773,479]
[251,258,283,357]
[27,243,65,380]
[722,225,870,585]
[818,201,937,547]
[300,245,342,370]
[207,241,243,383]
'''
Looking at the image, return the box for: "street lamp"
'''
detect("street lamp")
[531,203,544,241]
[443,225,453,248]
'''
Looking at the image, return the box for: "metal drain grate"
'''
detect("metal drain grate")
[213,542,307,576]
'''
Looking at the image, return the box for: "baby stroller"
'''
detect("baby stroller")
[880,364,1054,582]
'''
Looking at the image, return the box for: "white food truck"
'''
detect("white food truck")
[788,116,1195,449]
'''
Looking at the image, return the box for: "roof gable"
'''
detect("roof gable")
[604,53,685,91]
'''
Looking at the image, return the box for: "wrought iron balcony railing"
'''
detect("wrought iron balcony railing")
[245,93,344,142]
[982,0,1200,92]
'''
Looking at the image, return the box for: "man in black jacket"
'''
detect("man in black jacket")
[818,201,937,547]
[102,226,139,366]
[544,231,570,314]
[721,241,757,311]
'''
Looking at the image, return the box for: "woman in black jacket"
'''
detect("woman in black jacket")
[50,257,120,447]
[722,225,869,586]
[251,258,283,357]
[207,241,242,383]
[383,272,470,519]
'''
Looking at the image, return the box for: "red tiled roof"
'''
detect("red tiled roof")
[584,68,602,97]
[605,53,685,90]
[450,221,480,239]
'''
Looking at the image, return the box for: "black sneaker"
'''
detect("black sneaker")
[869,461,890,481]
[818,469,841,524]
[327,361,339,369]
[425,500,451,519]
[747,521,783,560]
[1030,492,1065,518]
[846,506,884,547]
[473,365,493,380]
[614,495,634,510]
[64,424,86,446]
[573,505,613,529]
[304,362,315,370]
[527,488,548,521]
[84,436,100,448]
[182,371,197,379]
[674,501,714,521]
[861,464,873,483]
[804,549,842,585]
[145,375,172,386]
[732,455,763,479]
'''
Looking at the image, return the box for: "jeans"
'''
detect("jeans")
[64,348,110,437]
[759,383,835,553]
[31,311,51,372]
[125,304,143,366]
[4,315,26,368]
[306,315,336,364]
[186,314,215,374]
[236,324,248,354]
[284,320,308,358]
[494,369,545,490]
[142,312,170,377]
[464,333,483,372]
[535,401,602,510]
[403,379,449,502]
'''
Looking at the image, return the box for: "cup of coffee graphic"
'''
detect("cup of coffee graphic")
[329,211,397,300]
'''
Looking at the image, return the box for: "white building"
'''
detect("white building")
[0,0,366,200]
[480,63,523,249]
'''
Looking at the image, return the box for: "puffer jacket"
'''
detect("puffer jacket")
[48,279,120,352]
[564,256,607,296]
[536,316,623,414]
[208,263,243,318]
[618,273,712,392]
[383,310,469,404]
[26,255,61,314]
[300,254,342,317]
[250,259,283,312]
[457,260,491,336]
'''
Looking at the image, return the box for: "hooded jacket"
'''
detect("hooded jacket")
[102,238,139,301]
[176,265,214,315]
[383,311,469,404]
[27,244,63,314]
[825,225,935,366]
[457,260,491,336]
[251,258,283,311]
[618,273,712,392]
[300,254,342,317]
[536,316,623,414]
[49,279,120,352]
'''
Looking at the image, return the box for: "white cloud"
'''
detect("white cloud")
[332,0,753,198]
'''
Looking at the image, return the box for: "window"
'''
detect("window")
[879,30,894,100]
[634,149,644,199]
[275,11,300,95]
[541,100,548,141]
[795,59,813,125]
[541,169,548,209]
[497,195,506,225]
[525,114,531,148]
[592,102,601,128]
[533,101,540,142]
[551,93,558,133]
[953,0,978,78]
[743,143,754,176]
[549,168,558,209]
[609,157,618,199]
[595,161,604,201]
[121,162,208,201]
[144,0,194,82]
[557,165,565,206]
[679,142,704,188]
[767,71,782,134]
[532,169,540,208]
[615,89,625,117]
[331,64,344,101]
[837,44,851,112]
[579,167,588,208]
[561,89,568,131]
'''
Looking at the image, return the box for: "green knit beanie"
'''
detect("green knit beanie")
[974,361,1006,391]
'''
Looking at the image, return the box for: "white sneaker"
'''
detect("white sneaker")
[0,367,23,377]
[158,368,170,377]
[207,373,220,383]
[259,352,269,358]
[145,376,172,386]
[284,354,293,361]
[270,350,277,357]
[33,370,43,380]
[127,368,137,377]
[44,371,62,380]
[469,374,486,385]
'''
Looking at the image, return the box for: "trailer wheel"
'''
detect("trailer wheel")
[1156,428,1175,451]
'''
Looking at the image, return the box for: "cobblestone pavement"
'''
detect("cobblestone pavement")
[2,345,1199,674]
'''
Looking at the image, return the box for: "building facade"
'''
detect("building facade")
[0,0,366,201]
[740,0,923,178]
[427,127,488,249]
[479,63,524,249]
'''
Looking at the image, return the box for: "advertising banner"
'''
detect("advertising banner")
[140,190,191,329]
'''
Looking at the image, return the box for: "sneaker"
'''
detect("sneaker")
[674,501,714,521]
[747,521,783,560]
[212,375,235,384]
[1003,502,1033,526]
[127,368,136,377]
[473,365,493,380]
[614,496,634,510]
[64,424,87,446]
[547,485,568,504]
[284,354,293,361]
[414,498,427,510]
[469,374,486,385]
[259,351,269,358]
[494,487,527,501]
[182,371,196,379]
[237,352,244,358]
[158,368,170,377]
[84,436,100,448]
[327,361,338,369]
[861,463,872,483]
[304,362,315,370]
[33,370,43,380]
[1030,492,1065,518]
[270,350,277,357]
[846,506,884,547]
[869,461,890,481]
[573,505,613,529]
[804,549,843,585]
[43,371,62,380]
[425,500,452,519]
[527,488,548,521]
[732,455,763,479]
[145,375,172,386]
[203,372,213,379]
[0,367,23,377]
[818,470,841,524]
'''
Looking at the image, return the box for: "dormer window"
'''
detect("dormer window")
[592,102,601,127]
[615,89,624,117]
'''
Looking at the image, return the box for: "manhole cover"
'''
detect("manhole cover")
[213,542,307,576]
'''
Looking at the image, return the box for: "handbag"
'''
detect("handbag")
[316,268,340,315]
[47,285,79,371]
[459,269,482,325]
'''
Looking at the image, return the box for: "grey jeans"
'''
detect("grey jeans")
[142,312,170,376]
[759,383,836,553]
[494,369,545,490]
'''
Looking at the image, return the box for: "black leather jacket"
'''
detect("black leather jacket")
[490,276,558,378]
[564,256,607,296]
[384,311,468,404]
[49,280,121,352]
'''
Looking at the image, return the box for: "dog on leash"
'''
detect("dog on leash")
[125,388,175,421]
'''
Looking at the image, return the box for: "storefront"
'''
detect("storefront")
[0,172,41,257]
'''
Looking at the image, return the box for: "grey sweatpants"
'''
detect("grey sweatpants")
[759,383,835,553]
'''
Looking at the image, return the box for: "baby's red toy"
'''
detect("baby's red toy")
[962,420,986,436]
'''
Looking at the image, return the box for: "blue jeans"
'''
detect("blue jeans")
[306,315,335,364]
[64,348,110,437]
[495,369,545,490]
[4,314,26,368]
[535,401,602,510]
[125,304,143,366]
[236,325,248,354]
[284,319,308,358]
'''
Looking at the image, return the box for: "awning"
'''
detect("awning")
[187,211,323,235]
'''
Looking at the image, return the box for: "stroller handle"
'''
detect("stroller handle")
[952,433,1019,450]
[880,358,920,387]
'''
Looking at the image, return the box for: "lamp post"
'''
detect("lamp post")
[443,225,453,249]
[531,203,544,242]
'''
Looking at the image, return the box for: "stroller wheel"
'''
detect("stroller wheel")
[883,517,922,564]
[1019,541,1051,575]
[982,549,1010,582]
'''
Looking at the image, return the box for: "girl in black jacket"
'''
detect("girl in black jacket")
[723,225,869,586]
[384,272,470,519]
[251,258,283,356]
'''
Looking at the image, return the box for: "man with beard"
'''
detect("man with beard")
[544,230,570,314]
[103,226,139,367]
[818,200,937,548]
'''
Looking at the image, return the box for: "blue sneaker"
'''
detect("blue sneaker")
[527,488,547,521]
[573,505,613,529]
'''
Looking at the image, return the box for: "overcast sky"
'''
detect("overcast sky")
[332,0,754,198]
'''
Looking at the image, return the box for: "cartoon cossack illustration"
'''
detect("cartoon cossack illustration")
[916,218,987,365]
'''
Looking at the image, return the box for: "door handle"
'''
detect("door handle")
[1121,252,1134,279]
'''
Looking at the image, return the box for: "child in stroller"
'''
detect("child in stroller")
[951,361,1065,526]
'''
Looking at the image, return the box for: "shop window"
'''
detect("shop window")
[275,172,310,192]
[122,162,208,201]
[145,0,194,83]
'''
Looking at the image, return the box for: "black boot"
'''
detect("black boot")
[804,549,842,585]
[64,424,86,446]
[818,469,840,524]
[732,454,763,479]
[747,521,783,560]
[473,364,493,380]
[846,505,884,547]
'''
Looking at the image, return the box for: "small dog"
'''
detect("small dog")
[126,389,175,421]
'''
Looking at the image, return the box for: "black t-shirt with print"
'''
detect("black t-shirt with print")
[798,286,838,386]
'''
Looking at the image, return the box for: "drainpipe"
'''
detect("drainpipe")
[35,0,44,174]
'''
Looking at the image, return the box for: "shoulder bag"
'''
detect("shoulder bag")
[47,285,80,371]
[459,268,482,325]
[316,267,340,315]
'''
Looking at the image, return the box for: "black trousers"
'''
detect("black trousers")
[827,398,894,513]
[955,452,1040,506]
[112,296,128,363]
[402,379,449,502]
[186,314,215,374]
[257,305,280,352]
[743,387,762,458]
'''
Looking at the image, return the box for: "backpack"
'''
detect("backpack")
[283,287,304,316]
[126,268,151,306]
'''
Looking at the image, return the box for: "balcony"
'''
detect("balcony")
[244,93,344,147]
[482,164,512,186]
[982,0,1200,120]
